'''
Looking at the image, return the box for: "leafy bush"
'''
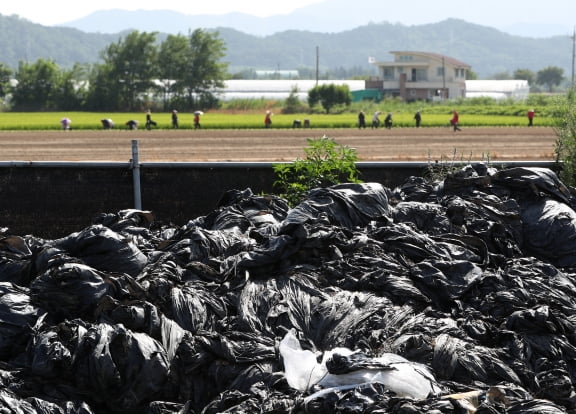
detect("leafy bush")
[282,87,308,114]
[553,87,576,186]
[273,136,362,206]
[308,84,352,114]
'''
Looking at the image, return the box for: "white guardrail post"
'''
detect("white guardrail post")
[131,140,142,210]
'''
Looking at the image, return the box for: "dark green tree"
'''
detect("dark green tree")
[157,34,190,110]
[537,66,564,92]
[465,69,478,80]
[91,31,158,111]
[176,29,228,110]
[282,86,307,114]
[85,62,117,111]
[12,58,60,110]
[513,68,536,85]
[308,83,351,113]
[0,63,12,99]
[492,71,512,80]
[54,63,88,110]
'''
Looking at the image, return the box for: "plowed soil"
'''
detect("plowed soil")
[0,126,556,162]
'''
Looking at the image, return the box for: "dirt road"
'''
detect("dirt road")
[0,126,557,162]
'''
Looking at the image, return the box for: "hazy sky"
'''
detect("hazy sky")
[3,0,575,36]
[3,0,325,25]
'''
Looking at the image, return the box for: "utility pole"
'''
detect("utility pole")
[442,57,446,100]
[315,46,319,86]
[572,27,575,86]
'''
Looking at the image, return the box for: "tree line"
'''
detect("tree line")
[491,67,566,93]
[0,26,568,113]
[0,29,228,112]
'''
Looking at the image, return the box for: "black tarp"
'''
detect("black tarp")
[0,168,575,413]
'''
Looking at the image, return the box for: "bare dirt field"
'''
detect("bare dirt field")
[0,126,557,162]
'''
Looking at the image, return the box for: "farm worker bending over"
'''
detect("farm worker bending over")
[371,111,381,128]
[60,117,71,130]
[101,119,114,129]
[384,113,393,129]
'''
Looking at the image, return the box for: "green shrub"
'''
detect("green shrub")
[273,136,362,206]
[553,87,576,186]
[282,87,308,114]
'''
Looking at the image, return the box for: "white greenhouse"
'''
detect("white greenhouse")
[217,80,366,101]
[465,80,530,100]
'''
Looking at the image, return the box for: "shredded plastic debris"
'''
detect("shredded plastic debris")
[0,165,575,413]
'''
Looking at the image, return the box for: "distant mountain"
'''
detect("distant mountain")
[59,1,571,38]
[0,14,572,79]
[58,9,283,36]
[502,22,573,39]
[216,20,573,78]
[0,15,122,68]
[58,6,395,38]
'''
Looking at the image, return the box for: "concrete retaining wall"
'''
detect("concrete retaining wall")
[0,161,554,238]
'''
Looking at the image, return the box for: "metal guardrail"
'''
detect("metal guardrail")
[0,160,557,169]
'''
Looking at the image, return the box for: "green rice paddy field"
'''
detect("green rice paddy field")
[0,111,555,130]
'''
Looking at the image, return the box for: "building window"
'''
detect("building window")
[383,67,394,80]
[414,69,427,81]
[453,68,467,78]
[398,55,413,62]
[437,67,445,77]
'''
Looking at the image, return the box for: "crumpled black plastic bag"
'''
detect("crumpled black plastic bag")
[393,201,454,235]
[0,388,95,414]
[92,209,155,233]
[51,225,147,277]
[168,330,277,412]
[492,167,575,205]
[211,188,289,231]
[71,322,169,411]
[0,282,44,360]
[0,235,35,286]
[284,182,391,229]
[30,263,114,322]
[506,398,569,413]
[520,198,576,267]
[161,226,254,265]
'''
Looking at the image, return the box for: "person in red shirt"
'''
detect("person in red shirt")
[264,110,272,128]
[527,109,535,126]
[450,110,461,131]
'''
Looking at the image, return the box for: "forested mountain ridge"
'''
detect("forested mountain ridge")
[0,13,572,79]
[219,20,573,78]
[0,15,124,68]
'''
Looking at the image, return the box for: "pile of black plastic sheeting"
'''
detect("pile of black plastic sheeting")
[2,165,576,413]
